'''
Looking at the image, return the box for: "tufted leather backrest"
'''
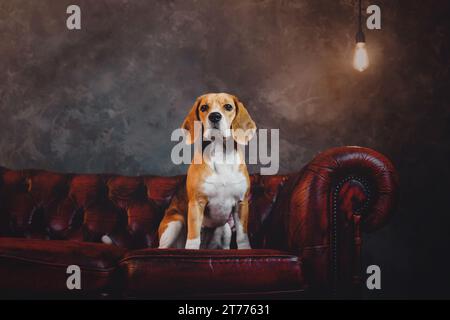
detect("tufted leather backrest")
[0,167,289,249]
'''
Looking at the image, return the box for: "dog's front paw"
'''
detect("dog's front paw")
[237,243,251,249]
[237,238,251,249]
[185,238,201,249]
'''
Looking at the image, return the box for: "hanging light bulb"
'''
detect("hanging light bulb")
[353,0,369,72]
[353,37,369,72]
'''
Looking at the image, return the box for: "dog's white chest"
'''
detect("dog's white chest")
[201,154,247,228]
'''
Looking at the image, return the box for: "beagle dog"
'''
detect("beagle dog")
[158,93,256,249]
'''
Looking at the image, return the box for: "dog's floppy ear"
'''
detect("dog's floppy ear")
[181,96,202,144]
[231,96,256,145]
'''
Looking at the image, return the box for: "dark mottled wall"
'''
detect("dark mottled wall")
[1,0,449,298]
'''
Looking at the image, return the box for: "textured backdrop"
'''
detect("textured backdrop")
[0,0,449,298]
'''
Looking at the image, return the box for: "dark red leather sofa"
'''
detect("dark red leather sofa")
[0,146,398,299]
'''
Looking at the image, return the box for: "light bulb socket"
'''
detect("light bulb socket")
[355,30,365,43]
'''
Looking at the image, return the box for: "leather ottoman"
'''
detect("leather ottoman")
[119,249,305,298]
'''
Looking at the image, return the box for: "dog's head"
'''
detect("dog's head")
[182,93,256,145]
[181,93,256,144]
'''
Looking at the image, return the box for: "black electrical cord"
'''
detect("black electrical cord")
[356,0,365,43]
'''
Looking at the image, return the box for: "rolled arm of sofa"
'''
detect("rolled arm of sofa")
[285,146,399,292]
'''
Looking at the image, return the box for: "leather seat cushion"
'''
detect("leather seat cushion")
[120,249,305,297]
[0,237,125,295]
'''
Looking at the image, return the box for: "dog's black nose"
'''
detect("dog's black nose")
[208,112,222,123]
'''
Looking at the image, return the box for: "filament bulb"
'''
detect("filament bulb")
[353,42,369,72]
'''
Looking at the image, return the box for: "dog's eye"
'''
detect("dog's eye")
[200,105,208,112]
[224,104,233,111]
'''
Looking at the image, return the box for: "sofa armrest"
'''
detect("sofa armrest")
[283,146,399,294]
